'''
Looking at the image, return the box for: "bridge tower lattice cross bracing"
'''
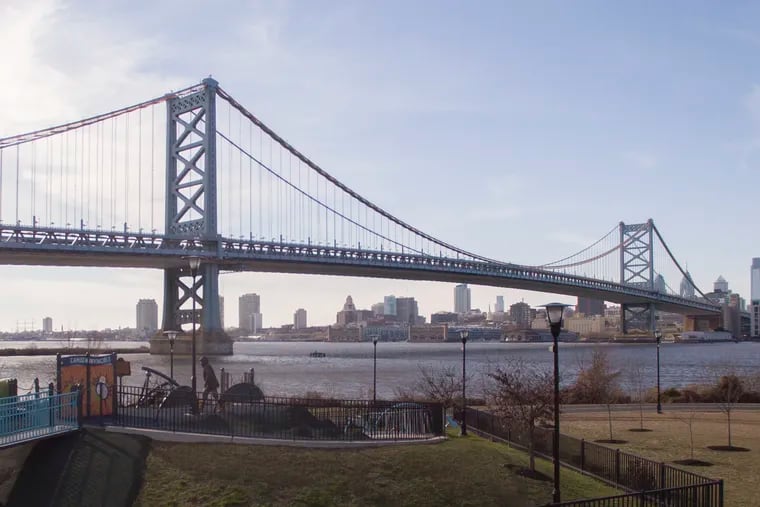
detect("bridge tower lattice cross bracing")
[619,220,656,334]
[159,78,230,354]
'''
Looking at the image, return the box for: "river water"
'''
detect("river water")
[4,340,760,398]
[1,340,758,398]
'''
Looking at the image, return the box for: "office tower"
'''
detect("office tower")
[239,293,263,332]
[510,301,532,329]
[576,297,604,316]
[396,297,419,325]
[752,259,760,337]
[136,299,158,334]
[42,317,53,333]
[383,295,397,316]
[294,308,308,329]
[495,296,505,313]
[454,284,471,314]
[714,276,729,293]
[680,270,696,298]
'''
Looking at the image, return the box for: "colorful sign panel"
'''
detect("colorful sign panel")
[57,353,116,417]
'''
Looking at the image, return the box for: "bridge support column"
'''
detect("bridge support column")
[621,303,656,335]
[150,77,232,356]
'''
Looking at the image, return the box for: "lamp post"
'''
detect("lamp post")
[460,329,469,436]
[163,330,179,381]
[187,256,201,408]
[372,335,379,403]
[543,302,569,505]
[655,329,662,414]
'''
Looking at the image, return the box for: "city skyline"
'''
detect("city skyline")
[0,1,758,331]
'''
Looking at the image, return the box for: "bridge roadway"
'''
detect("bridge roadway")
[0,225,720,315]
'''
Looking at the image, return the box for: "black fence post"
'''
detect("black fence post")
[580,439,586,471]
[615,448,621,486]
[659,462,666,490]
[718,479,724,507]
[76,385,83,428]
[47,382,54,427]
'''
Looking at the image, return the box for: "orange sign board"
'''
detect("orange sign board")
[57,354,116,417]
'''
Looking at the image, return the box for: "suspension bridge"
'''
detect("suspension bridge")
[0,78,720,354]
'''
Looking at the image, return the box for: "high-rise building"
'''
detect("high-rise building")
[219,296,225,329]
[294,308,307,329]
[384,295,397,316]
[454,284,471,314]
[714,276,729,293]
[655,274,667,294]
[752,258,760,303]
[510,301,532,329]
[680,270,696,298]
[576,297,604,316]
[495,296,505,313]
[42,317,53,333]
[371,302,385,316]
[136,299,158,335]
[239,294,262,333]
[396,297,419,325]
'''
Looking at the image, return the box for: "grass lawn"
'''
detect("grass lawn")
[136,431,617,506]
[562,408,760,507]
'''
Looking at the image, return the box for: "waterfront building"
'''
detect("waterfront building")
[42,317,53,334]
[510,301,531,329]
[495,295,505,313]
[239,293,262,333]
[431,311,458,324]
[396,297,419,325]
[136,299,158,336]
[565,315,605,335]
[383,295,397,316]
[454,284,471,314]
[576,297,604,316]
[294,308,307,329]
[336,296,372,326]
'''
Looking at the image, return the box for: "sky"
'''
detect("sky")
[0,0,758,332]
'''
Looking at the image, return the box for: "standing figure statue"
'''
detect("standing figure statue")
[200,356,220,412]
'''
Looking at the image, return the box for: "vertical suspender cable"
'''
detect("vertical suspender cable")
[138,109,142,230]
[0,149,4,224]
[150,106,155,232]
[15,144,20,224]
[249,121,253,238]
[125,114,129,228]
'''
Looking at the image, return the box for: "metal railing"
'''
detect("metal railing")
[465,408,723,507]
[0,389,80,447]
[112,385,444,441]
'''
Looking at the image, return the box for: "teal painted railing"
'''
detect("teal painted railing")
[0,390,79,447]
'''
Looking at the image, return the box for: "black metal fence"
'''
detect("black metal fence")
[464,408,723,507]
[111,385,444,442]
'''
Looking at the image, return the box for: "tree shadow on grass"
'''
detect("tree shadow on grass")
[594,439,628,444]
[706,445,750,452]
[627,428,653,433]
[502,463,551,482]
[672,459,713,466]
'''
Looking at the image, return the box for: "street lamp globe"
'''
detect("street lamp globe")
[544,302,569,328]
[459,329,469,343]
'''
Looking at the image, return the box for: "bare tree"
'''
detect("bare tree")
[411,363,465,414]
[570,349,623,441]
[627,361,649,431]
[676,408,699,461]
[711,371,744,449]
[487,359,554,472]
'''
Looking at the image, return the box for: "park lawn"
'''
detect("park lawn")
[562,408,760,507]
[136,431,617,507]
